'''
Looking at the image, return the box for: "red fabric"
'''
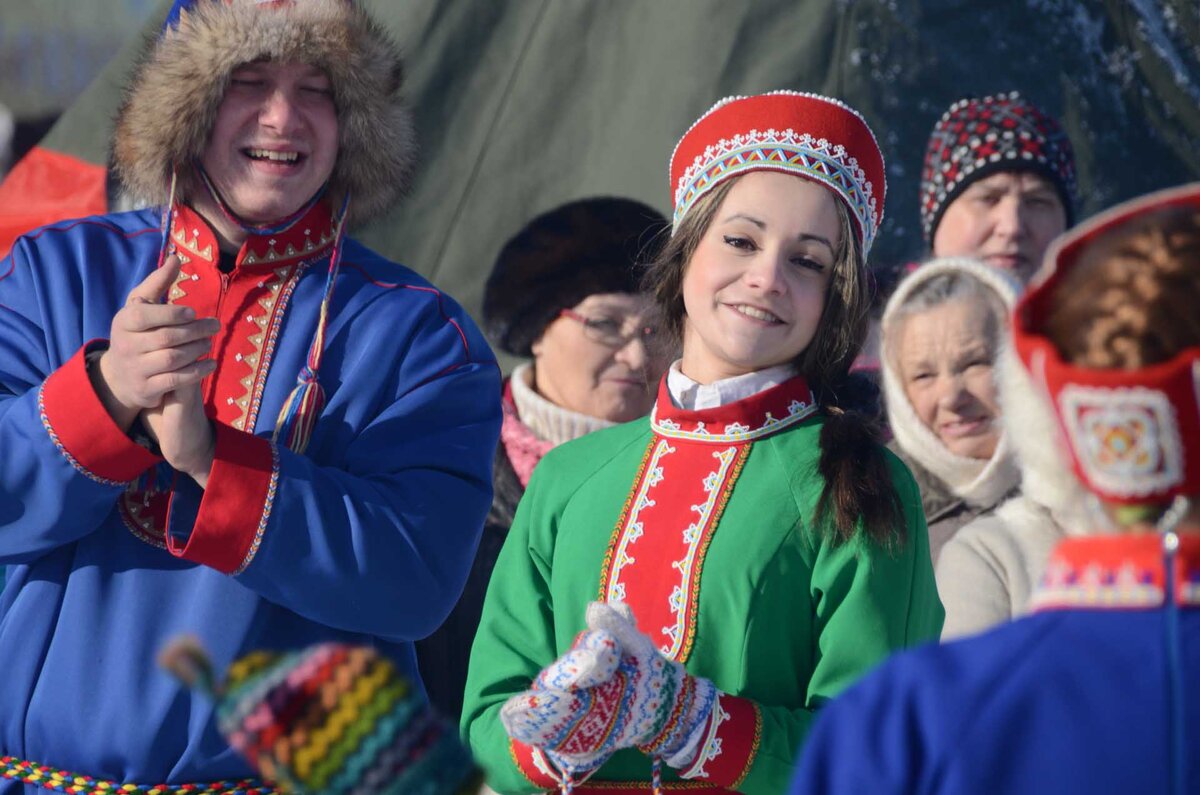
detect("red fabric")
[509,739,561,789]
[40,343,163,483]
[687,694,761,788]
[509,738,745,793]
[668,93,885,247]
[0,146,107,258]
[1035,534,1200,610]
[166,422,276,574]
[1013,184,1200,504]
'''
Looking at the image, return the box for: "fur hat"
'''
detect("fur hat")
[483,197,667,358]
[669,91,887,256]
[920,91,1077,243]
[161,639,481,795]
[112,0,416,225]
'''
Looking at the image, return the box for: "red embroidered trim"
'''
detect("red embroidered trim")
[509,739,561,789]
[600,437,750,663]
[38,345,162,485]
[165,425,278,575]
[1031,534,1200,610]
[596,438,658,597]
[680,444,750,662]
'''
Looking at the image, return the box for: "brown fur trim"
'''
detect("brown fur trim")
[112,0,415,225]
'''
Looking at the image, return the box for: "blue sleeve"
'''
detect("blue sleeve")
[0,231,162,564]
[162,285,503,644]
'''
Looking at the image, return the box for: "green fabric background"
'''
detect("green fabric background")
[37,0,1200,370]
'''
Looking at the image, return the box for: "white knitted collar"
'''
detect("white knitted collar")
[509,362,615,448]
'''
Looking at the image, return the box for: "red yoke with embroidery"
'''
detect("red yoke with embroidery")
[119,201,335,555]
[514,376,818,792]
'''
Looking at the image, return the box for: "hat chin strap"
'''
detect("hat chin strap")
[192,159,329,237]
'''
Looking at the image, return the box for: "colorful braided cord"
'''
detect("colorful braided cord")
[0,756,274,795]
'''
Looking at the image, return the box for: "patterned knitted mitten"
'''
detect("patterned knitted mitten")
[160,638,481,795]
[500,601,717,775]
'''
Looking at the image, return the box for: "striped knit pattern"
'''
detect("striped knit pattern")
[501,602,717,778]
[217,644,480,795]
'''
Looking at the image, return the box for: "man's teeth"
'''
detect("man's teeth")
[247,149,299,162]
[734,304,780,323]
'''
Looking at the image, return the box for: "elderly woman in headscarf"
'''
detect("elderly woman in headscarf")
[880,257,1021,564]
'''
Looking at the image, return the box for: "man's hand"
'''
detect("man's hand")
[142,379,216,488]
[89,255,219,431]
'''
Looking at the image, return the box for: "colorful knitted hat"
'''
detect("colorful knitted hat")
[483,197,667,357]
[1012,183,1200,506]
[920,91,1077,243]
[161,639,482,795]
[669,91,887,256]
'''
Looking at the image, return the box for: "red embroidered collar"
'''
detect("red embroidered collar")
[650,374,816,443]
[169,200,336,273]
[1031,533,1200,611]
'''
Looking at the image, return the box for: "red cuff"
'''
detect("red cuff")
[679,694,761,787]
[509,739,563,789]
[166,423,279,575]
[39,343,162,484]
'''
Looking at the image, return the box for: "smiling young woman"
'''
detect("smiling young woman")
[463,92,944,795]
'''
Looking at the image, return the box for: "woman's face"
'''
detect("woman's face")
[679,172,839,384]
[532,292,665,423]
[896,298,1002,459]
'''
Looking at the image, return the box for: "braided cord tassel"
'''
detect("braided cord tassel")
[272,192,351,454]
[650,756,663,795]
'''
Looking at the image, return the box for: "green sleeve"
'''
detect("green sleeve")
[460,463,561,794]
[735,455,945,794]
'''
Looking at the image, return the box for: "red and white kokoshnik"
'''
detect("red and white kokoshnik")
[668,91,887,256]
[1013,182,1200,505]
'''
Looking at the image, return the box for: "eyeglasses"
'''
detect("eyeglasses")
[559,308,660,348]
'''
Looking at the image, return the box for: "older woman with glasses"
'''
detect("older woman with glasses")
[416,196,669,723]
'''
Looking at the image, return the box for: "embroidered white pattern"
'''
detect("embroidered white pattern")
[656,446,739,657]
[681,696,730,779]
[1059,385,1184,497]
[651,398,815,443]
[605,440,675,604]
[673,128,879,252]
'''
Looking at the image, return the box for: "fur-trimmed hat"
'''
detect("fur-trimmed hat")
[112,0,416,225]
[483,197,667,358]
[669,91,887,256]
[920,91,1077,244]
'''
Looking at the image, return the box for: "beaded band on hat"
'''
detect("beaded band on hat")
[668,90,886,256]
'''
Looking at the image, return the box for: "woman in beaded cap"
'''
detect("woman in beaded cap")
[462,92,943,795]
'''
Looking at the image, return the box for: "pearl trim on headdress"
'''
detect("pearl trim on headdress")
[668,91,887,255]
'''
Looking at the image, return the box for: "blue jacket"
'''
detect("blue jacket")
[0,205,500,789]
[791,534,1200,795]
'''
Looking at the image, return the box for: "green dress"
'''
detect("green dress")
[462,376,944,794]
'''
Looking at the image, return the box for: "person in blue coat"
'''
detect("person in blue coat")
[790,183,1200,795]
[0,1,500,791]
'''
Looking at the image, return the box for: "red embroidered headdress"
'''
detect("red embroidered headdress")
[668,91,886,256]
[1013,183,1200,505]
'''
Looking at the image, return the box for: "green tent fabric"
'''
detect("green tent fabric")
[20,0,1200,370]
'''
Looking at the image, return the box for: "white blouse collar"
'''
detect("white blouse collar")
[666,360,798,410]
